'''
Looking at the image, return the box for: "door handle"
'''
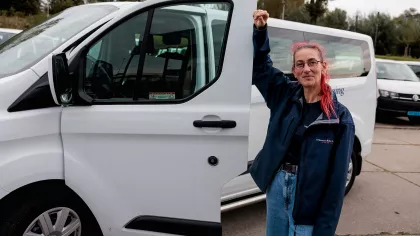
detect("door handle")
[193,120,236,129]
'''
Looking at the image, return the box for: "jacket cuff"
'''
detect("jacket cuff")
[253,23,267,31]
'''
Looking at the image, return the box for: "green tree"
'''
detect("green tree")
[0,0,41,15]
[286,5,311,24]
[318,8,348,30]
[258,0,305,19]
[350,12,400,55]
[49,0,83,14]
[395,15,420,57]
[304,0,328,24]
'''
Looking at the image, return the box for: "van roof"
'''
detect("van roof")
[267,17,373,42]
[375,58,407,64]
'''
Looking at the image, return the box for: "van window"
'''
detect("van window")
[211,19,227,77]
[0,5,118,79]
[83,3,231,101]
[408,64,420,78]
[267,27,371,79]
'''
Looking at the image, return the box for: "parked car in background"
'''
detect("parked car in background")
[401,60,420,78]
[376,59,420,123]
[0,28,22,45]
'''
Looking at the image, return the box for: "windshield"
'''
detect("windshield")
[0,4,118,79]
[0,31,19,45]
[376,61,420,82]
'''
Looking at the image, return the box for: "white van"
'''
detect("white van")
[376,59,420,123]
[0,1,376,236]
[222,17,377,211]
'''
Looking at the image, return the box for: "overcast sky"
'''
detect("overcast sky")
[328,0,420,17]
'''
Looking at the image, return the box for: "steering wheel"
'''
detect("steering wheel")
[87,58,114,99]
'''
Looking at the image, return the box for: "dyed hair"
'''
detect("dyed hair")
[291,42,336,119]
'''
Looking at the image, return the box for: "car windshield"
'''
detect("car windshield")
[0,4,118,79]
[0,31,19,45]
[376,61,420,82]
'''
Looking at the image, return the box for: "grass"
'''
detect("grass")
[375,55,420,61]
[0,14,48,30]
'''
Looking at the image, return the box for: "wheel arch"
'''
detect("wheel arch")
[0,179,103,235]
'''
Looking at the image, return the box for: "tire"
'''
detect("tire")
[408,116,420,124]
[344,151,357,195]
[0,185,102,236]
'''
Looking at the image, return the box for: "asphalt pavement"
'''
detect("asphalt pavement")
[221,117,420,236]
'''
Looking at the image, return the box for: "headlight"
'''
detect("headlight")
[389,92,399,98]
[379,90,390,97]
[379,90,399,98]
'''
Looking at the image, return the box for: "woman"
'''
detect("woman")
[250,10,355,236]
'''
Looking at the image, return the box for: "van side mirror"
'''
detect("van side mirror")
[48,52,72,105]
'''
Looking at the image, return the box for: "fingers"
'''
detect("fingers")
[253,10,269,20]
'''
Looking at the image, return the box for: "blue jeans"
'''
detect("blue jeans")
[266,170,314,236]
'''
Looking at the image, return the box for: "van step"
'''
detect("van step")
[220,194,266,213]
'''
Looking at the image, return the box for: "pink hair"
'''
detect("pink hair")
[291,41,336,119]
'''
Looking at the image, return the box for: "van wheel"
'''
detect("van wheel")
[408,116,420,124]
[0,186,102,236]
[345,151,357,195]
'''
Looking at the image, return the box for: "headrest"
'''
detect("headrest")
[162,32,181,46]
[145,34,155,53]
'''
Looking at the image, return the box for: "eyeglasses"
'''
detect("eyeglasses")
[294,59,322,69]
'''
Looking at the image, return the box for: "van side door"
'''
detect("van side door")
[59,1,256,235]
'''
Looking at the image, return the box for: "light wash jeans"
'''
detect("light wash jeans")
[266,170,314,236]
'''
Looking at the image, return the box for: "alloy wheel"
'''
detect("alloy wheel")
[23,207,81,236]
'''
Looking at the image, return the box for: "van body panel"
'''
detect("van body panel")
[0,71,63,192]
[0,70,39,109]
[0,186,7,199]
[378,79,420,94]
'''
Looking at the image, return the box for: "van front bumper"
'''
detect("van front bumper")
[377,97,420,116]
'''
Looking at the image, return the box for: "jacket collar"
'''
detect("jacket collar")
[291,84,340,124]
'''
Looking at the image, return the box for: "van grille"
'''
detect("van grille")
[397,93,420,101]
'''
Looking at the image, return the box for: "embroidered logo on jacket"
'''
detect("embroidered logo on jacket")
[316,138,334,144]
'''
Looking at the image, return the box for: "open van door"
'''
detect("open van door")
[48,0,256,235]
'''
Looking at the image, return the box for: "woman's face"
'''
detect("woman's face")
[292,48,327,88]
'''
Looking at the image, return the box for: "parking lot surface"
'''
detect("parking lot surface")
[222,118,420,236]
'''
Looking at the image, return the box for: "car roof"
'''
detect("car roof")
[0,28,22,33]
[84,1,139,8]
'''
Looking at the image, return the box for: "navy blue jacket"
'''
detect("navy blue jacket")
[249,25,355,236]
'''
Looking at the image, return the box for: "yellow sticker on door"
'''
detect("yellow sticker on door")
[149,92,176,100]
